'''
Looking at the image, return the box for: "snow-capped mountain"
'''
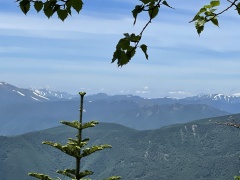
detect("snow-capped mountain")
[0,82,76,104]
[1,82,240,113]
[33,89,77,100]
[0,82,49,103]
[183,93,240,103]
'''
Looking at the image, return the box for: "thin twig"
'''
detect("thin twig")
[208,0,238,21]
[134,0,162,49]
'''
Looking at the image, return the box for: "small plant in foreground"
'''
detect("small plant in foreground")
[28,92,121,180]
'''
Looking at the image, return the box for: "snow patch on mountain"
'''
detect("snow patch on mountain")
[12,90,25,96]
[233,93,240,97]
[31,96,40,101]
[33,92,49,100]
[17,91,25,96]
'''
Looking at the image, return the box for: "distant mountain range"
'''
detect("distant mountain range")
[1,114,240,180]
[2,81,240,105]
[1,82,240,135]
[0,82,77,104]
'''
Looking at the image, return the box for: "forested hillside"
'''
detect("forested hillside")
[1,114,240,180]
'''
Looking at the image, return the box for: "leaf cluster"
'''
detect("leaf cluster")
[112,33,147,67]
[190,0,240,35]
[112,0,174,66]
[190,0,220,35]
[16,0,83,21]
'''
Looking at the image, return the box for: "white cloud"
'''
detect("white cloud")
[135,90,148,94]
[169,91,191,95]
[0,13,135,38]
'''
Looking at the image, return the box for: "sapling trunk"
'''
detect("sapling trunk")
[75,92,85,179]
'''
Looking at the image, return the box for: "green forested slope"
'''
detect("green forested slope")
[1,114,240,180]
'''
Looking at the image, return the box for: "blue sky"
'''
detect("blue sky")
[1,0,240,98]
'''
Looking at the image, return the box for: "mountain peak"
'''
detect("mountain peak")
[35,89,77,99]
[184,93,240,103]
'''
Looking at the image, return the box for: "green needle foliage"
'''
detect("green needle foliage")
[28,92,121,180]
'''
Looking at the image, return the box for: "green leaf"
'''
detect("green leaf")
[130,33,141,43]
[120,39,130,50]
[61,120,81,130]
[81,145,112,158]
[57,9,68,21]
[195,23,204,35]
[210,0,220,7]
[112,49,130,67]
[65,0,72,15]
[197,16,206,26]
[204,11,213,16]
[28,173,53,180]
[112,49,120,64]
[19,0,30,15]
[148,5,159,19]
[203,4,212,9]
[210,8,217,13]
[72,0,83,13]
[190,14,200,22]
[126,46,136,59]
[52,4,60,13]
[132,5,143,25]
[82,121,99,129]
[34,1,43,13]
[123,33,130,39]
[236,3,240,15]
[197,7,207,15]
[43,1,53,18]
[79,170,94,178]
[57,169,76,179]
[141,0,152,4]
[237,8,240,15]
[195,16,206,35]
[197,26,204,35]
[43,141,81,158]
[44,0,57,9]
[118,51,129,66]
[162,1,174,9]
[105,176,121,180]
[211,18,219,26]
[140,44,148,59]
